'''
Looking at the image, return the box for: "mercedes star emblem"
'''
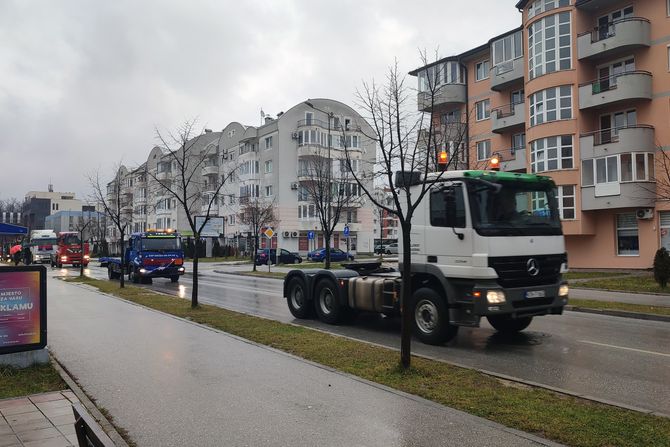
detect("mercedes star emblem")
[526,258,540,277]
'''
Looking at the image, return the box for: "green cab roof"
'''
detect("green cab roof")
[462,170,555,184]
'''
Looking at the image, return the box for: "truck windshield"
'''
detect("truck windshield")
[467,180,562,236]
[61,235,81,245]
[141,237,181,251]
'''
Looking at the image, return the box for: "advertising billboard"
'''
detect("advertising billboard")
[0,266,47,355]
[195,216,224,238]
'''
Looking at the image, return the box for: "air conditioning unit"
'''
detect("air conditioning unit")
[291,231,299,238]
[283,231,291,238]
[290,182,299,190]
[636,208,653,220]
[291,132,299,140]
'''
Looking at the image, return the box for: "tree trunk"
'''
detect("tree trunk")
[324,230,331,270]
[192,236,199,308]
[399,222,413,369]
[119,232,125,289]
[252,235,258,272]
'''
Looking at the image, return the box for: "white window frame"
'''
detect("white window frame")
[475,99,491,121]
[265,185,273,197]
[475,60,490,81]
[616,213,639,256]
[492,30,523,72]
[528,11,572,79]
[264,136,273,150]
[557,185,576,220]
[527,0,570,20]
[476,140,491,161]
[529,86,572,126]
[264,160,273,174]
[530,135,573,173]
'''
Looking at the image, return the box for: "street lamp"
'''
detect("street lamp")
[305,100,334,250]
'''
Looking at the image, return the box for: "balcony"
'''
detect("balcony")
[577,18,651,61]
[134,197,146,205]
[120,204,133,213]
[202,165,219,176]
[491,102,525,134]
[581,182,655,211]
[156,170,171,181]
[201,204,219,214]
[578,71,652,110]
[417,84,466,111]
[490,58,524,92]
[580,125,655,159]
[496,147,527,172]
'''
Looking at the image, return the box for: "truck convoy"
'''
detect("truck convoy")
[106,230,185,283]
[283,170,569,345]
[29,230,57,264]
[51,232,89,268]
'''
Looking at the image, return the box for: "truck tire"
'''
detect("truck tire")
[314,278,343,324]
[412,287,458,345]
[286,277,312,319]
[108,265,118,280]
[129,268,140,284]
[170,276,179,283]
[487,315,533,334]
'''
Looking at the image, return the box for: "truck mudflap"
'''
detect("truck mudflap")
[471,280,568,318]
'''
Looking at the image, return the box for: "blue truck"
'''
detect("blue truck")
[106,230,186,284]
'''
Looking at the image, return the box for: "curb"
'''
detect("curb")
[50,356,131,447]
[566,305,670,323]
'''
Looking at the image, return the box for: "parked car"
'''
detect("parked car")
[255,248,302,265]
[384,243,398,255]
[307,248,354,262]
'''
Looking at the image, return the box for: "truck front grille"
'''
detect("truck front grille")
[488,254,565,288]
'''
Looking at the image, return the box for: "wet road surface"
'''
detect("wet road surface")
[57,265,670,415]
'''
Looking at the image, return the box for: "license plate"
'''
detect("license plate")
[525,290,546,299]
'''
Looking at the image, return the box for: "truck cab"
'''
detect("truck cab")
[122,230,185,283]
[30,230,57,264]
[52,232,89,268]
[283,170,569,345]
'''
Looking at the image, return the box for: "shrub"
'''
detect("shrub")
[653,247,670,288]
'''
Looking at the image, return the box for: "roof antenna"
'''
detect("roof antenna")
[48,181,53,192]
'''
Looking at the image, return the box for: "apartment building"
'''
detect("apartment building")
[23,189,84,230]
[410,0,670,269]
[107,98,376,255]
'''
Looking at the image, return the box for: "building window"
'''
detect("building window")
[492,30,523,74]
[617,213,639,256]
[530,135,573,173]
[305,112,313,125]
[441,110,461,124]
[417,62,465,92]
[582,153,654,186]
[475,60,490,81]
[475,99,491,121]
[527,0,570,19]
[528,11,572,79]
[529,86,572,126]
[265,185,273,197]
[264,160,273,174]
[476,140,491,161]
[557,185,575,220]
[264,136,273,150]
[512,133,526,153]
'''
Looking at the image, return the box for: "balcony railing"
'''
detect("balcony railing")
[491,101,525,134]
[582,70,649,95]
[577,17,651,60]
[297,119,358,132]
[581,125,653,146]
[493,100,524,119]
[578,71,652,110]
[579,17,650,44]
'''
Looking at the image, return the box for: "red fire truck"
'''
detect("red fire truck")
[51,232,89,268]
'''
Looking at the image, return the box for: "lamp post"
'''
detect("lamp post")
[305,100,334,259]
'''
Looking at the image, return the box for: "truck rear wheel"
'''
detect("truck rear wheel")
[170,276,179,283]
[412,287,458,345]
[286,277,312,319]
[314,279,343,324]
[487,315,533,334]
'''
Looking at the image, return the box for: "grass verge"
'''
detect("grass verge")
[238,271,287,279]
[576,275,670,295]
[569,298,670,317]
[0,363,67,399]
[65,276,670,447]
[564,271,629,280]
[187,257,250,263]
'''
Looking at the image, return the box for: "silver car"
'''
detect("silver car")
[385,243,398,254]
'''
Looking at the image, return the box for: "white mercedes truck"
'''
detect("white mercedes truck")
[29,230,58,264]
[283,170,569,345]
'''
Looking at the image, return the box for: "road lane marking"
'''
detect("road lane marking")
[579,340,670,358]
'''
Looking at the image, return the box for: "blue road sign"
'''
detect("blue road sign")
[307,231,315,240]
[343,225,350,237]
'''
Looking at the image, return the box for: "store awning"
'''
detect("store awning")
[0,223,28,235]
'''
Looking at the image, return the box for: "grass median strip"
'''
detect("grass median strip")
[576,275,670,295]
[0,363,67,399]
[66,276,670,447]
[564,271,629,281]
[569,298,670,317]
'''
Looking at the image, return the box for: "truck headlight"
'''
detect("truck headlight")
[178,267,185,272]
[486,290,506,304]
[558,284,569,297]
[61,256,68,261]
[139,268,147,274]
[84,255,90,260]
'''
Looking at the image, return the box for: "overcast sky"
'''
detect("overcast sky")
[0,0,520,201]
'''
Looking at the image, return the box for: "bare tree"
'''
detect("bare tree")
[89,164,132,288]
[238,198,277,272]
[74,212,93,278]
[345,55,469,368]
[148,119,236,308]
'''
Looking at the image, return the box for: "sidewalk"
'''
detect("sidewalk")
[46,277,560,447]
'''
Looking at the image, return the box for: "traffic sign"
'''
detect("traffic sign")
[264,227,275,239]
[343,225,350,237]
[307,231,315,240]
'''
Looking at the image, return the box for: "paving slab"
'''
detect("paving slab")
[0,392,75,447]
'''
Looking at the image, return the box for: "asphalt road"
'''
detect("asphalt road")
[57,264,670,416]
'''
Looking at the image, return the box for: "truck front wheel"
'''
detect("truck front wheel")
[487,315,533,334]
[314,279,343,324]
[286,277,312,319]
[170,276,179,283]
[412,287,458,345]
[129,268,140,284]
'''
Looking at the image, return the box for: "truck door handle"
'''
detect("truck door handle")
[427,256,437,263]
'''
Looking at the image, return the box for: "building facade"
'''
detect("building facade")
[410,0,670,269]
[107,98,376,255]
